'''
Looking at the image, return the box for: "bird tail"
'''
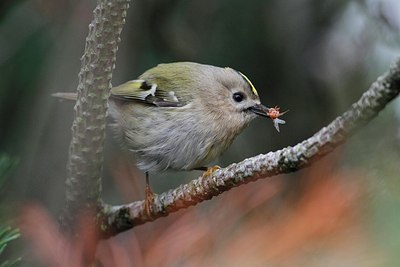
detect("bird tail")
[51,92,78,101]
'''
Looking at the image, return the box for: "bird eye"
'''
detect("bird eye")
[233,92,245,102]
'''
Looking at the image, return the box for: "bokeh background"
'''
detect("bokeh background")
[1,0,400,266]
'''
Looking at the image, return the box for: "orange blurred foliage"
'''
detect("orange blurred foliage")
[20,156,386,267]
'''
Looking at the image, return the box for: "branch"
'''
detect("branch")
[61,0,130,232]
[100,59,400,237]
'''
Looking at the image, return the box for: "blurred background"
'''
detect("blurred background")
[1,0,400,266]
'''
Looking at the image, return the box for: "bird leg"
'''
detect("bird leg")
[144,172,155,215]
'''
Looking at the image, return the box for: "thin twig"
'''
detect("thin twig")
[100,59,400,237]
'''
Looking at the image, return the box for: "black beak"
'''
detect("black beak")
[248,104,270,117]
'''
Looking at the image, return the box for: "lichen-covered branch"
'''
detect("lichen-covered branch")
[61,0,130,232]
[100,59,400,237]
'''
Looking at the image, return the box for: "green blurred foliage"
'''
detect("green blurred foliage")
[0,155,20,267]
[0,0,399,266]
[0,226,20,267]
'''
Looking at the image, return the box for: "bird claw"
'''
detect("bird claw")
[144,183,155,215]
[202,165,221,177]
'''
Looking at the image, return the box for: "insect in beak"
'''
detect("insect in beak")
[249,104,289,132]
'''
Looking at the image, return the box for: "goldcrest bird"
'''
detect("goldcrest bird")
[54,62,286,209]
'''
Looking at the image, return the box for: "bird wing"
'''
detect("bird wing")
[110,79,187,107]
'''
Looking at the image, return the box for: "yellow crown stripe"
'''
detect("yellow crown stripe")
[238,72,259,96]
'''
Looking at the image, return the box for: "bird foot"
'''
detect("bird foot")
[201,165,221,178]
[144,184,155,215]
